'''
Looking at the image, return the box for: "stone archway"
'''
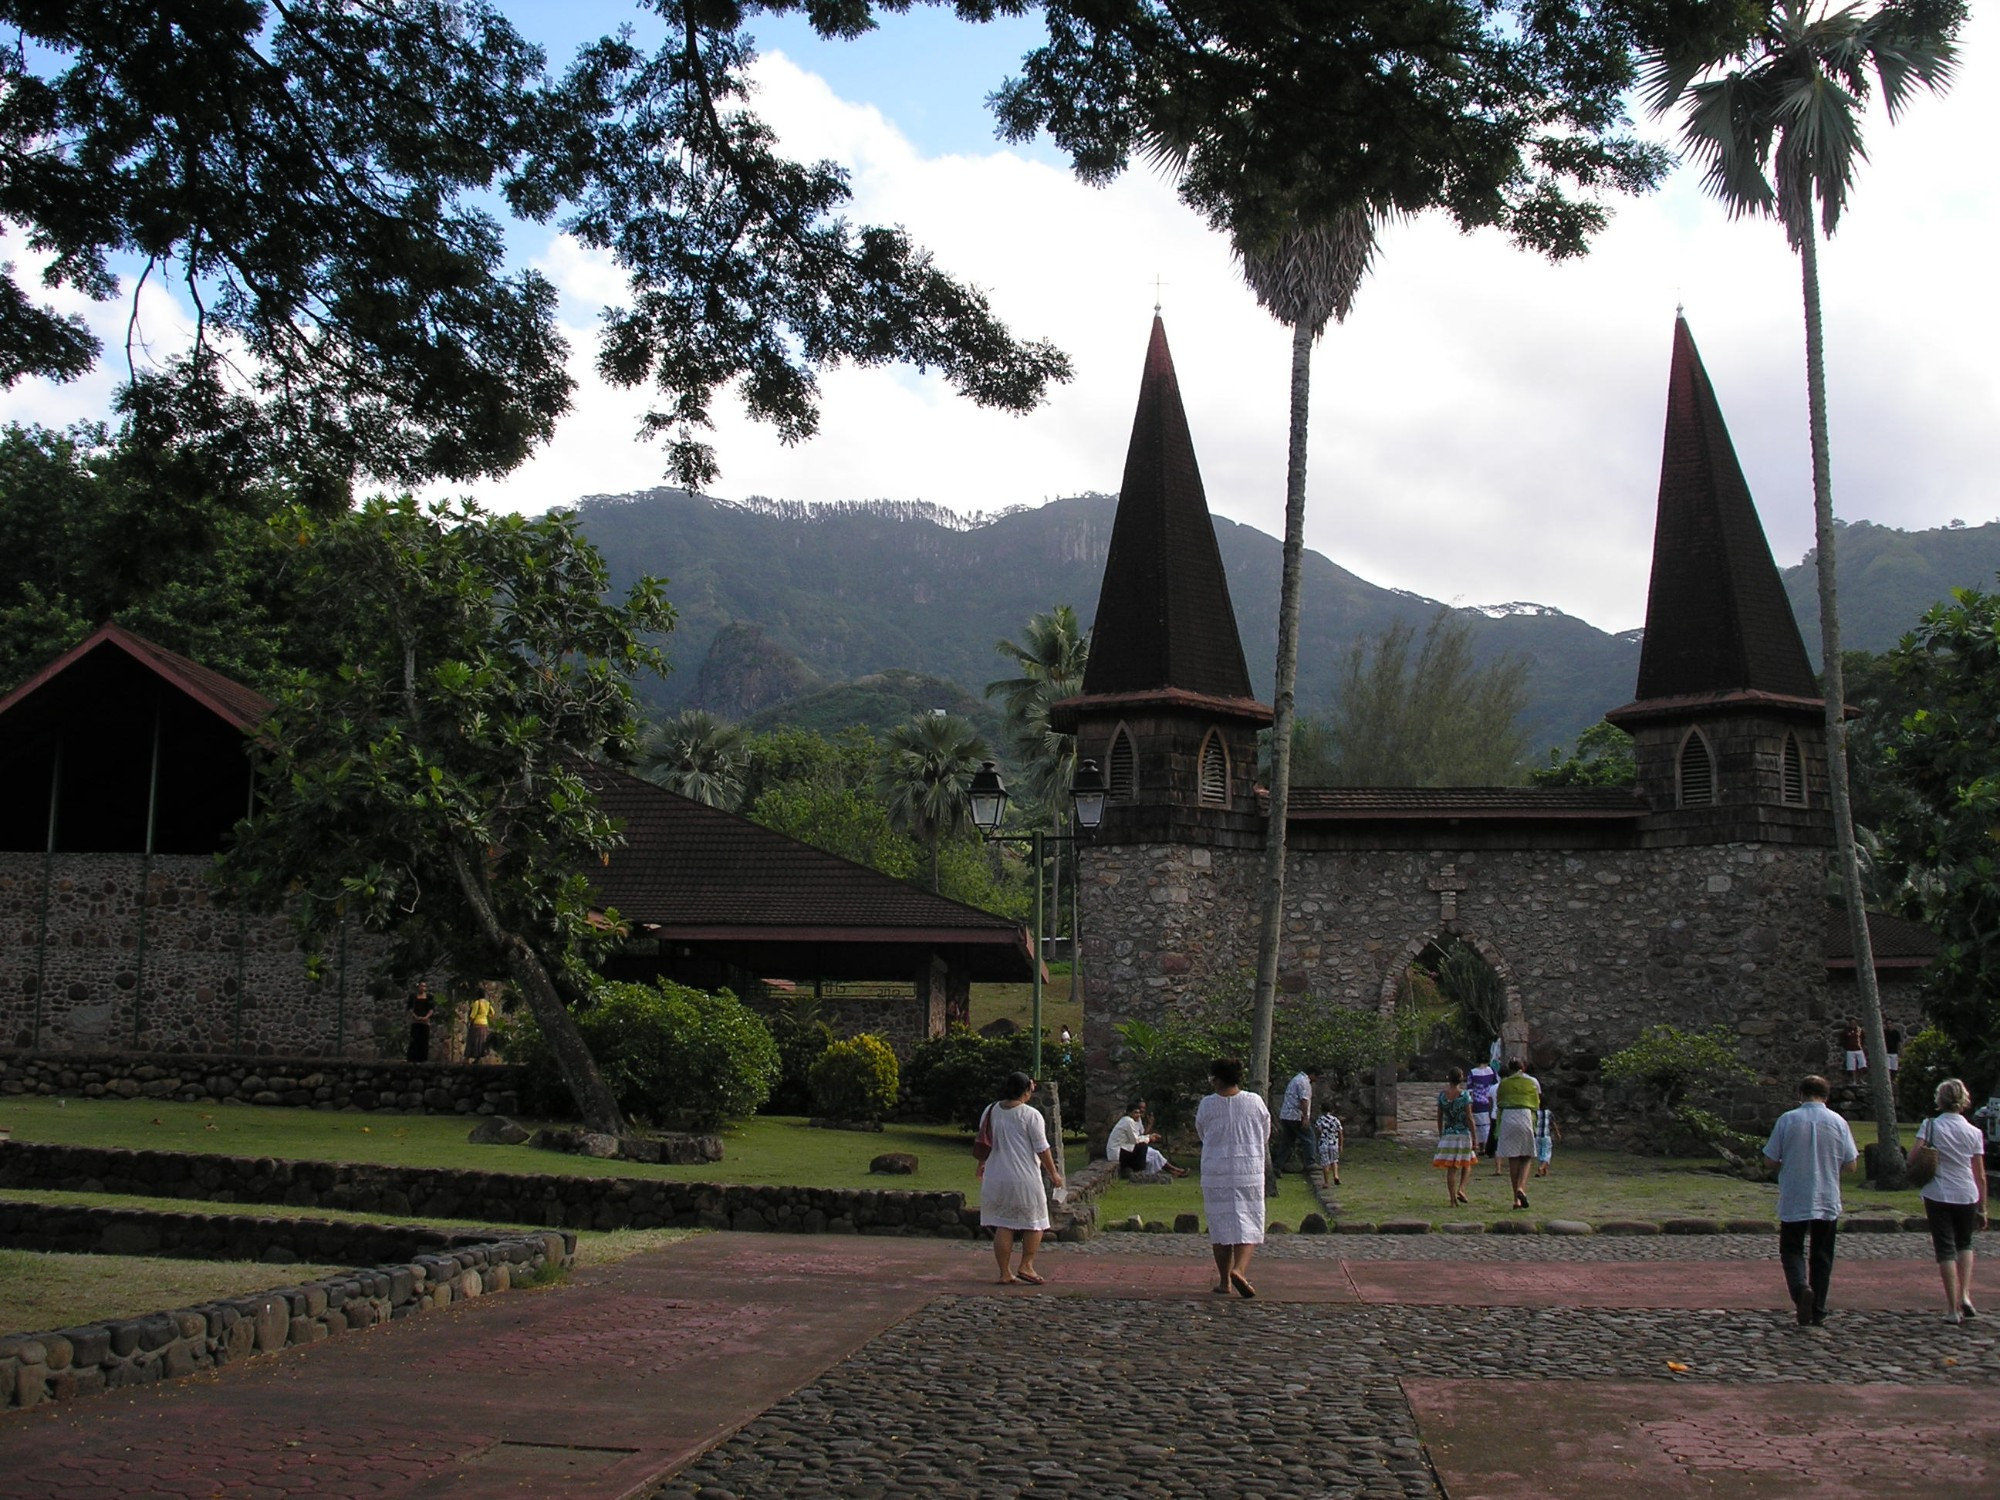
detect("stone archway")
[1374,928,1530,1139]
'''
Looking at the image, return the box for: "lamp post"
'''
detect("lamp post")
[968,758,1106,1081]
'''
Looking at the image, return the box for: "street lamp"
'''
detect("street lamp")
[969,759,1106,1080]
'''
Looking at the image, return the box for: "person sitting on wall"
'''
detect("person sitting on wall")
[1106,1098,1188,1178]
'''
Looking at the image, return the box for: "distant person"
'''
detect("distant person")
[1839,1019,1865,1085]
[1915,1078,1988,1324]
[1534,1101,1562,1179]
[1884,1022,1903,1082]
[978,1071,1064,1286]
[465,991,495,1061]
[1467,1058,1499,1166]
[1494,1059,1542,1210]
[405,981,435,1064]
[1196,1057,1270,1298]
[1764,1075,1858,1329]
[1315,1107,1344,1190]
[1273,1065,1319,1178]
[1106,1098,1187,1178]
[1433,1068,1476,1207]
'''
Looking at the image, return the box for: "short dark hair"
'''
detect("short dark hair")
[1799,1074,1831,1100]
[1210,1056,1244,1088]
[1447,1067,1464,1085]
[1126,1097,1146,1113]
[1503,1058,1523,1076]
[1002,1071,1035,1100]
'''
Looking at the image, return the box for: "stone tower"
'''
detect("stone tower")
[1606,316,1833,850]
[1050,316,1272,850]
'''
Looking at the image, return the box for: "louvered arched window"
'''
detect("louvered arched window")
[1107,726,1137,801]
[1678,729,1714,807]
[1198,729,1229,807]
[1781,732,1807,805]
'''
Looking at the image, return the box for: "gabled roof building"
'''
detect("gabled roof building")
[1068,316,1926,1142]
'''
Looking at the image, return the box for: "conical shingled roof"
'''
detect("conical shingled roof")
[1074,316,1262,709]
[1628,317,1819,706]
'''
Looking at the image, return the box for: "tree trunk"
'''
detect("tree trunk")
[1799,226,1899,1179]
[1250,318,1315,1104]
[447,845,626,1135]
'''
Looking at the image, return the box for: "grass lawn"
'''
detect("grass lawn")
[0,1248,348,1332]
[0,1097,1084,1199]
[968,969,1081,1040]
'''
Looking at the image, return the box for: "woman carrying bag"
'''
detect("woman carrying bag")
[1913,1078,1988,1324]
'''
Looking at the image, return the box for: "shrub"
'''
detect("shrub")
[900,1026,1086,1130]
[512,979,779,1129]
[808,1034,901,1122]
[1601,1024,1756,1157]
[762,994,836,1116]
[1898,1025,1961,1120]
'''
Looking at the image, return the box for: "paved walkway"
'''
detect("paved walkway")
[1,1232,1994,1498]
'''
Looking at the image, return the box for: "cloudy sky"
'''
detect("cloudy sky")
[13,5,1997,634]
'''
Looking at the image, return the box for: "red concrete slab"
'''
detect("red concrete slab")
[1349,1259,1937,1310]
[1409,1378,2000,1499]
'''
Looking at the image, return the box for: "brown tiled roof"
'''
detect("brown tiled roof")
[1824,909,1939,969]
[581,762,1032,954]
[0,622,272,731]
[1281,787,1647,821]
[1631,318,1819,705]
[1074,316,1260,705]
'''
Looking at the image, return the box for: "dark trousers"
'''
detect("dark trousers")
[1273,1117,1316,1175]
[1779,1218,1838,1321]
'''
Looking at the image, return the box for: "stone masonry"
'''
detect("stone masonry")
[1080,838,1830,1142]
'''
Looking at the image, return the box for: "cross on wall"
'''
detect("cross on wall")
[1428,863,1466,926]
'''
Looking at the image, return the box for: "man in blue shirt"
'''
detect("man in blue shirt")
[1273,1066,1319,1177]
[1764,1075,1858,1329]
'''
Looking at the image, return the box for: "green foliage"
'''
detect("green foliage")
[996,2,1674,259]
[1603,1024,1755,1113]
[763,994,836,1117]
[807,1034,901,1123]
[1783,521,2000,665]
[220,495,673,1131]
[1434,941,1507,1054]
[1531,721,1637,787]
[1300,611,1531,786]
[1116,994,1395,1137]
[512,980,779,1131]
[1896,1026,1961,1121]
[876,711,989,892]
[2,2,1067,490]
[749,782,921,882]
[0,422,302,692]
[1879,584,2000,1090]
[738,725,879,809]
[900,1025,1086,1132]
[641,709,747,809]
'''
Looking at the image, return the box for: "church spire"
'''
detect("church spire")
[1629,316,1819,705]
[1072,315,1261,707]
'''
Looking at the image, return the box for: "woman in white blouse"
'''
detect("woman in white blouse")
[1195,1057,1271,1298]
[1917,1077,1989,1323]
[978,1071,1065,1285]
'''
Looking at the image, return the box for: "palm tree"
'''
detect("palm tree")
[641,709,747,809]
[877,711,988,891]
[1643,0,1960,1176]
[1239,205,1382,1102]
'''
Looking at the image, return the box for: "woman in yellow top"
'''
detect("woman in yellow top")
[466,993,496,1061]
[1493,1060,1542,1210]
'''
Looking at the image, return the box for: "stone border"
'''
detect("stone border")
[0,1141,974,1237]
[0,1203,573,1411]
[0,1048,522,1117]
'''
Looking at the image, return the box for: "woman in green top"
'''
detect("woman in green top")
[1493,1060,1542,1209]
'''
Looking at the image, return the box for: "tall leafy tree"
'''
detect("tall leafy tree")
[222,497,674,1135]
[986,603,1089,814]
[642,708,748,808]
[1643,0,1964,1173]
[1,1,1069,490]
[876,711,987,893]
[1881,580,2000,1089]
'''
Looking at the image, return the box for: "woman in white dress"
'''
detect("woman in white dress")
[978,1071,1065,1285]
[1195,1056,1270,1298]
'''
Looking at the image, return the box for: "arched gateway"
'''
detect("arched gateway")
[1053,314,1846,1148]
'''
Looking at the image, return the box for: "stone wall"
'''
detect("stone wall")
[0,852,405,1056]
[1078,839,1832,1143]
[0,1049,523,1115]
[0,1142,976,1237]
[0,1204,571,1410]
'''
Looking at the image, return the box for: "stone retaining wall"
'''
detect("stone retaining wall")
[0,1206,572,1410]
[0,1048,524,1115]
[0,1141,974,1236]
